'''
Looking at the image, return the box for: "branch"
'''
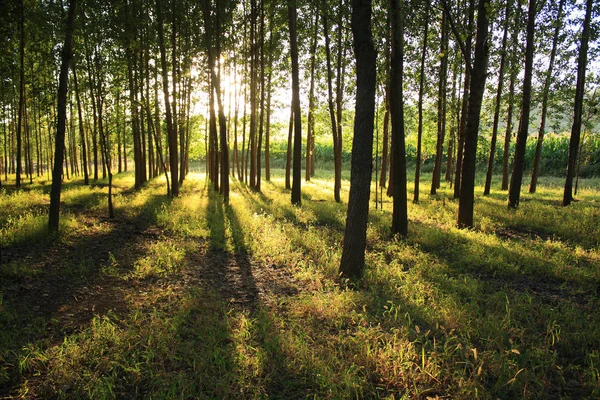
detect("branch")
[439,0,474,77]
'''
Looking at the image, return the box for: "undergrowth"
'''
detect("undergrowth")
[0,171,599,399]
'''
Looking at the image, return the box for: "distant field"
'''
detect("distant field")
[1,171,599,399]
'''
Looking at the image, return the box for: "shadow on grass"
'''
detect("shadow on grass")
[0,187,171,395]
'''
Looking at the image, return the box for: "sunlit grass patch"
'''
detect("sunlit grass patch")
[131,239,186,279]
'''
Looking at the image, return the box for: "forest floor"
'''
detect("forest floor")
[1,170,599,399]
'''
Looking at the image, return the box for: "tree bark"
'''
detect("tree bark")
[413,1,429,203]
[49,0,76,232]
[563,0,592,206]
[456,0,490,228]
[156,0,178,196]
[508,0,536,208]
[530,0,565,193]
[289,0,302,205]
[431,11,448,195]
[339,0,376,280]
[390,0,408,236]
[484,0,513,195]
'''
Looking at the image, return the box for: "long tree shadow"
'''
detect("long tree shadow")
[0,188,172,395]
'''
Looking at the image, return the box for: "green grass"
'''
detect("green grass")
[0,170,599,399]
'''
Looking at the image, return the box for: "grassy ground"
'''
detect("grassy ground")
[0,170,599,399]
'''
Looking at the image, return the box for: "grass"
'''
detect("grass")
[0,169,599,399]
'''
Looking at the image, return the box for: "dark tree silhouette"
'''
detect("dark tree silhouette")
[339,0,376,280]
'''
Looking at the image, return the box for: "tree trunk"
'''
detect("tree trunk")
[563,0,592,206]
[156,0,178,196]
[306,9,319,182]
[73,67,89,184]
[508,0,536,208]
[339,0,376,280]
[390,0,408,236]
[501,4,521,191]
[285,101,293,190]
[483,0,513,195]
[530,0,565,193]
[456,0,490,228]
[289,0,302,205]
[16,0,25,188]
[49,0,76,232]
[323,11,340,202]
[453,0,474,199]
[414,1,429,203]
[431,12,448,195]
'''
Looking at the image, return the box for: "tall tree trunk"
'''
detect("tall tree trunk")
[390,0,408,236]
[334,0,345,203]
[289,0,302,205]
[323,11,340,202]
[414,1,429,203]
[306,9,319,182]
[530,0,565,193]
[501,3,521,191]
[156,0,178,196]
[431,12,448,195]
[484,0,513,195]
[453,0,474,199]
[563,0,592,206]
[16,0,25,188]
[445,60,460,183]
[456,0,490,228]
[339,0,376,280]
[249,0,258,189]
[73,67,89,184]
[285,101,293,189]
[49,0,76,232]
[508,0,536,208]
[256,0,265,192]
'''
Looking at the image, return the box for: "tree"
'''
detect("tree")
[508,0,536,209]
[413,1,429,203]
[483,0,513,196]
[289,0,302,205]
[456,0,490,228]
[339,0,376,280]
[529,0,565,193]
[48,0,77,232]
[563,0,593,206]
[156,0,178,197]
[16,0,25,188]
[431,12,448,196]
[390,0,407,236]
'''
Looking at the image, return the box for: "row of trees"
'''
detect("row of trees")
[0,0,597,277]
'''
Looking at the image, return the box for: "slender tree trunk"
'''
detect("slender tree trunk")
[414,1,429,203]
[339,0,376,280]
[431,12,448,195]
[249,0,258,189]
[16,0,25,188]
[323,11,340,202]
[256,0,265,192]
[289,0,302,205]
[508,0,536,208]
[334,0,345,203]
[446,60,459,183]
[453,0,474,199]
[456,0,490,228]
[156,0,178,196]
[501,4,521,191]
[390,0,408,236]
[306,9,319,182]
[563,0,592,206]
[484,0,513,195]
[285,101,293,190]
[530,0,565,193]
[73,67,89,184]
[49,0,76,232]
